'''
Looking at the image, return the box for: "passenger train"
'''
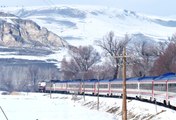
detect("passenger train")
[38,73,176,108]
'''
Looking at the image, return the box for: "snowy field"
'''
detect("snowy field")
[0,92,175,120]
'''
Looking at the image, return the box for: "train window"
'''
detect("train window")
[111,84,122,88]
[154,84,166,91]
[168,83,176,87]
[126,84,138,89]
[140,84,152,90]
[55,83,64,87]
[68,84,80,88]
[99,84,108,88]
[46,83,52,87]
[83,84,94,88]
[168,83,176,92]
[154,83,165,86]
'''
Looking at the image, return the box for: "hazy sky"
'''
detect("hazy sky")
[0,0,175,16]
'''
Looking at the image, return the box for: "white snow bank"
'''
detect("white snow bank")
[0,92,175,120]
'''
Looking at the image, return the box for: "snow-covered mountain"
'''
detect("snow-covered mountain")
[0,4,175,72]
[0,12,68,48]
[0,10,70,74]
[2,5,176,46]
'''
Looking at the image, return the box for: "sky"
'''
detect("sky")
[0,0,175,16]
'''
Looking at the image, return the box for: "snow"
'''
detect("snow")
[1,5,176,47]
[0,5,176,68]
[0,92,175,120]
[0,48,68,68]
[0,93,114,120]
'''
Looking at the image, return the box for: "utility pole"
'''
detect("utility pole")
[83,78,85,101]
[97,68,100,111]
[122,47,127,120]
[81,71,85,101]
[49,81,52,99]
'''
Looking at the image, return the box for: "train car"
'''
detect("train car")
[67,79,82,94]
[83,79,97,95]
[44,80,66,93]
[97,79,110,96]
[109,78,122,96]
[45,81,52,92]
[38,81,46,92]
[37,73,176,108]
[138,76,155,100]
[53,80,68,93]
[154,73,176,106]
[109,77,139,97]
[126,77,140,98]
[167,75,176,107]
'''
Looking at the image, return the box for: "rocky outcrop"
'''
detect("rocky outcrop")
[0,12,68,48]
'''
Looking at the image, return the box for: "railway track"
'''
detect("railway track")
[46,91,176,111]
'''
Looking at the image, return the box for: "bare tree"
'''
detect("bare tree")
[130,40,159,77]
[28,65,39,91]
[61,58,80,80]
[151,42,176,75]
[61,45,101,80]
[96,31,130,78]
[168,33,176,44]
[92,64,114,79]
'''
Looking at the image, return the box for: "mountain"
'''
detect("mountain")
[0,11,69,80]
[0,5,175,68]
[3,5,175,46]
[0,11,72,87]
[0,5,176,91]
[0,5,175,73]
[0,12,68,48]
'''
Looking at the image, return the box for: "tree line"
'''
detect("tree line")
[0,62,60,92]
[61,31,176,80]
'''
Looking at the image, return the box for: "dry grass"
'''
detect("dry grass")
[10,91,21,95]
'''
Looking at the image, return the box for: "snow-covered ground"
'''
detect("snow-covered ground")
[0,47,69,68]
[0,92,175,120]
[0,92,114,120]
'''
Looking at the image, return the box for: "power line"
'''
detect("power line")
[43,0,55,6]
[43,0,52,6]
[48,0,55,5]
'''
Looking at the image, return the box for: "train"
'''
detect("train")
[38,73,176,108]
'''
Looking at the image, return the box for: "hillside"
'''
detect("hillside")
[0,11,70,91]
[2,5,176,46]
[0,12,68,48]
[0,5,176,91]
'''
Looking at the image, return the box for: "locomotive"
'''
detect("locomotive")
[38,73,176,108]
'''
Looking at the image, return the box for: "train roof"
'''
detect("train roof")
[50,80,61,83]
[47,72,176,83]
[139,76,157,81]
[127,77,140,81]
[67,79,82,83]
[87,79,99,82]
[109,78,122,82]
[154,73,176,81]
[98,79,110,82]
